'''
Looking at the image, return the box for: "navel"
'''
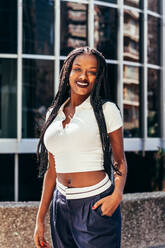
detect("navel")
[67,178,72,187]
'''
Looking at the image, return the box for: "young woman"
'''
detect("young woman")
[34,47,127,248]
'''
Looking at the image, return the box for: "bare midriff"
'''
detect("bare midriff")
[57,170,106,188]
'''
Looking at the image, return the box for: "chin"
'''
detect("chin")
[76,91,91,96]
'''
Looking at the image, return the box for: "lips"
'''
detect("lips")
[76,80,89,88]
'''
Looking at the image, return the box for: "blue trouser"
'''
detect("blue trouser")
[50,178,121,248]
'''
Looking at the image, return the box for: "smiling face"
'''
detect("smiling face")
[69,54,98,98]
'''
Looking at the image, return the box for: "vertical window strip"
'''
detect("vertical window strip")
[17,0,23,141]
[88,0,94,47]
[117,0,124,113]
[55,0,60,94]
[142,0,148,147]
[160,0,165,149]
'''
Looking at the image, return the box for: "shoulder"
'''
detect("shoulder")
[101,100,123,133]
[102,100,121,115]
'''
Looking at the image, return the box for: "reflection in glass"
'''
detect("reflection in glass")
[22,59,54,138]
[0,59,17,138]
[94,6,117,60]
[148,16,160,65]
[19,154,43,201]
[0,154,14,201]
[124,0,141,8]
[23,0,54,55]
[123,65,140,137]
[124,10,141,62]
[0,0,17,53]
[148,0,160,13]
[148,69,160,137]
[60,2,88,56]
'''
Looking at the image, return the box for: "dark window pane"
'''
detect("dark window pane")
[60,2,88,56]
[94,6,118,60]
[0,0,17,53]
[148,0,160,13]
[124,151,160,193]
[22,59,54,138]
[23,0,54,55]
[19,154,43,201]
[124,10,142,62]
[0,154,14,201]
[123,65,140,137]
[148,16,160,65]
[107,64,118,102]
[124,0,142,8]
[0,59,17,138]
[148,69,160,137]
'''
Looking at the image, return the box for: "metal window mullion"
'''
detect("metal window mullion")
[160,0,165,150]
[14,154,19,201]
[17,0,23,141]
[55,0,60,95]
[62,0,88,3]
[123,4,143,13]
[88,0,94,48]
[117,0,124,114]
[93,1,118,8]
[0,54,17,59]
[142,0,148,150]
[22,54,55,60]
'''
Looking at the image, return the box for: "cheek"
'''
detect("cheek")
[69,72,76,83]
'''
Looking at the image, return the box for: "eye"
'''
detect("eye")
[88,71,96,75]
[72,68,81,72]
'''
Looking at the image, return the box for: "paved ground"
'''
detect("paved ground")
[147,246,165,248]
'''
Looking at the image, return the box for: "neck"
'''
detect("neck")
[69,92,90,108]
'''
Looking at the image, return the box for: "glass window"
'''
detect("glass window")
[60,2,88,56]
[106,64,118,102]
[22,59,54,138]
[94,6,118,60]
[148,15,160,65]
[0,59,17,138]
[0,0,17,53]
[124,0,142,8]
[123,65,140,137]
[148,0,160,13]
[23,0,54,55]
[0,154,14,201]
[19,154,43,201]
[148,69,160,137]
[124,9,142,62]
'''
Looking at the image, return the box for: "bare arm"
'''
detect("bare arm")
[109,127,127,199]
[34,152,56,248]
[92,127,127,216]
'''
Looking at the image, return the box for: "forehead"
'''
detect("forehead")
[72,54,98,67]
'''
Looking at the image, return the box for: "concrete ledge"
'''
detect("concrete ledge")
[0,192,165,248]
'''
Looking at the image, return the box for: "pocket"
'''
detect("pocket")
[51,188,58,222]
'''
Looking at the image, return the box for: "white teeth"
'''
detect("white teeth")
[77,81,88,86]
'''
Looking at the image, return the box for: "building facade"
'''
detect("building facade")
[0,0,164,201]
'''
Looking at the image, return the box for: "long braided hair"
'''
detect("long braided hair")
[37,47,122,178]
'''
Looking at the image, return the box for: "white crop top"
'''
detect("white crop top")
[44,96,123,173]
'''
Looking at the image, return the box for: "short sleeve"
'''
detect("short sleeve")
[45,107,53,122]
[102,102,123,133]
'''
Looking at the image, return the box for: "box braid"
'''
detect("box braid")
[37,46,122,178]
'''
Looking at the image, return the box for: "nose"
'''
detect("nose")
[79,70,88,81]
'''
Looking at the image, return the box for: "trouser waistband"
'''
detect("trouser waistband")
[56,173,112,199]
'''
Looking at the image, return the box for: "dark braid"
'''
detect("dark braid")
[37,46,122,178]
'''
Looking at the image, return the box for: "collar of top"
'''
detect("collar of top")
[59,95,91,113]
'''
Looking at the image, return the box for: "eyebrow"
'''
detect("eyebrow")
[73,63,97,69]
